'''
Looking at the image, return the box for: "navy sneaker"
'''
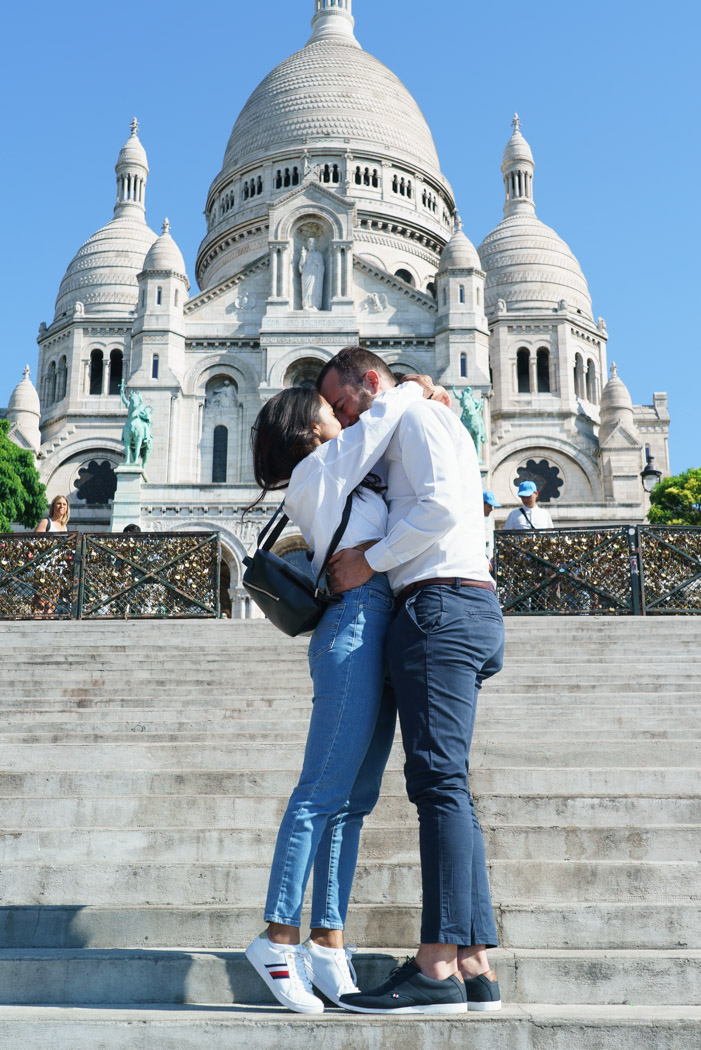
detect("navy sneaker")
[339,958,467,1015]
[464,969,501,1011]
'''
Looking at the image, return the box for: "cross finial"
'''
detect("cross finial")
[162,218,170,235]
[610,361,618,377]
[511,113,521,134]
[23,364,30,380]
[455,212,463,233]
[130,116,139,137]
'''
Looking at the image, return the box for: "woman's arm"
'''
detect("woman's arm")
[34,517,49,533]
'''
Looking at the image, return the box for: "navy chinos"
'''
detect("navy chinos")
[387,583,504,947]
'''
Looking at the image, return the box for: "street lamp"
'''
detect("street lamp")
[641,454,662,493]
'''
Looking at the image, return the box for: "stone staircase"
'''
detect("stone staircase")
[0,616,699,1048]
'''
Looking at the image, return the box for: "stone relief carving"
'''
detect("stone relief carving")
[205,380,238,410]
[360,292,389,313]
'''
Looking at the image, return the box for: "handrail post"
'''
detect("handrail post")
[626,526,643,615]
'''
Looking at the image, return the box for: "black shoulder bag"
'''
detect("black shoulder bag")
[242,493,354,637]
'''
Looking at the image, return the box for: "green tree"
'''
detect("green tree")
[647,467,701,526]
[0,419,47,532]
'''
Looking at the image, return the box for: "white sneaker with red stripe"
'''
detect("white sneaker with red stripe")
[245,931,325,1014]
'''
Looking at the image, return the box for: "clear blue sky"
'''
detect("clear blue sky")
[1,0,697,473]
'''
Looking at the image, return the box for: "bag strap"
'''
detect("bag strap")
[313,492,355,591]
[520,506,538,531]
[255,492,355,588]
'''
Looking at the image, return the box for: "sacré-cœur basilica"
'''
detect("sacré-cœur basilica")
[3,0,670,616]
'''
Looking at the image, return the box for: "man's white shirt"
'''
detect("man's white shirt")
[503,505,554,530]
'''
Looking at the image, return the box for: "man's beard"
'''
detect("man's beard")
[356,388,374,415]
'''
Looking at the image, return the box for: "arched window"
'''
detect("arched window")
[108,349,123,396]
[537,348,551,393]
[332,164,339,183]
[586,359,597,402]
[151,354,159,380]
[517,348,530,393]
[442,287,447,306]
[407,180,412,198]
[426,281,436,299]
[354,166,362,185]
[459,285,465,304]
[275,170,282,189]
[212,425,228,483]
[292,166,300,185]
[574,353,585,399]
[89,349,104,396]
[56,356,68,401]
[256,176,263,195]
[460,353,467,378]
[46,361,57,405]
[392,175,399,193]
[476,287,481,305]
[156,287,162,306]
[395,269,414,286]
[174,289,179,307]
[322,164,331,183]
[372,169,379,188]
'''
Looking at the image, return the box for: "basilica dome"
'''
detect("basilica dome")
[478,214,593,318]
[219,26,441,183]
[53,122,157,322]
[54,216,157,320]
[478,117,593,320]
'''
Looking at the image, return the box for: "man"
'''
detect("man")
[317,347,504,1016]
[503,480,553,530]
[483,489,501,571]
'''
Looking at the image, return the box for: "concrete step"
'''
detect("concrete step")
[3,901,698,951]
[0,948,699,1007]
[1,740,698,771]
[2,792,696,830]
[1,1004,700,1050]
[1,767,697,797]
[0,860,698,907]
[1,824,696,864]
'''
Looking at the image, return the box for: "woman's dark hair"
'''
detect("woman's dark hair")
[251,387,323,497]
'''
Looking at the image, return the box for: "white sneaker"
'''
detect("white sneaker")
[245,931,324,1014]
[303,938,360,1006]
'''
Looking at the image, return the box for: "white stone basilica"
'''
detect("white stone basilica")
[4,0,670,613]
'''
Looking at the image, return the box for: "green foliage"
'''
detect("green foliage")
[647,467,701,526]
[0,419,47,532]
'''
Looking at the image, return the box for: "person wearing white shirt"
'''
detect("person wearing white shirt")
[244,380,435,1014]
[503,480,554,530]
[318,348,504,1017]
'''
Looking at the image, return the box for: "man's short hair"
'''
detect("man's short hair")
[316,346,396,391]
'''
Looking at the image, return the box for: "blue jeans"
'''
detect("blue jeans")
[387,584,504,947]
[264,574,396,929]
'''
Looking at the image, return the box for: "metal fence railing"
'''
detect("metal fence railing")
[494,525,701,615]
[0,532,220,620]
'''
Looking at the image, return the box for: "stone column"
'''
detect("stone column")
[111,465,146,532]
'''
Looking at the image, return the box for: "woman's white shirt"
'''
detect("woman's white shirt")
[46,518,67,533]
[283,383,424,578]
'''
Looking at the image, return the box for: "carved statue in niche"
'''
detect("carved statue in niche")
[205,380,237,411]
[453,386,487,462]
[299,237,325,310]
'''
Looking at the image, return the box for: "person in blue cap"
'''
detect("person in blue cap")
[504,480,553,530]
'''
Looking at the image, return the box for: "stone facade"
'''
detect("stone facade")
[4,0,670,613]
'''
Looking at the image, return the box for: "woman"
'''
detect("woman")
[34,494,70,533]
[245,380,426,1014]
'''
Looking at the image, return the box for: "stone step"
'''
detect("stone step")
[1,1004,700,1050]
[0,860,697,907]
[1,767,696,796]
[0,824,695,864]
[0,948,699,1007]
[1,740,698,771]
[2,792,695,830]
[3,900,698,951]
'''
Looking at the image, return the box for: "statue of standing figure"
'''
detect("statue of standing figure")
[120,382,153,468]
[453,386,487,461]
[299,237,325,310]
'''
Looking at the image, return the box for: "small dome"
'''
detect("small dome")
[117,118,148,171]
[439,223,481,271]
[600,362,633,417]
[54,215,157,320]
[478,213,593,318]
[7,365,40,417]
[599,362,636,442]
[142,219,188,281]
[502,114,534,168]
